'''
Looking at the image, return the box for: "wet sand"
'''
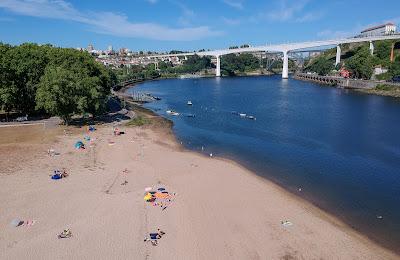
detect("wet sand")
[0,122,398,259]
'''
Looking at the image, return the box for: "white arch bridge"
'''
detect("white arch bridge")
[149,35,400,79]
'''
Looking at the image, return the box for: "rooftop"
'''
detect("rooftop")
[361,23,395,33]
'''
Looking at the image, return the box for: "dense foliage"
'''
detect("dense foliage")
[303,40,399,79]
[346,45,374,79]
[389,56,400,78]
[221,53,260,75]
[0,43,115,123]
[167,55,212,74]
[304,55,334,76]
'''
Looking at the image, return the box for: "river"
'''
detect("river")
[128,75,400,251]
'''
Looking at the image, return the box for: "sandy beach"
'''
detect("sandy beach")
[0,120,398,260]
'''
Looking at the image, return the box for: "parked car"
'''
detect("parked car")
[16,115,28,122]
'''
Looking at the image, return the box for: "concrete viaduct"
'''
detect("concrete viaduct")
[148,35,400,79]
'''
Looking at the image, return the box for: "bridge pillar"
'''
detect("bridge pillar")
[391,42,395,62]
[369,41,374,55]
[335,45,341,66]
[216,55,221,77]
[282,51,288,79]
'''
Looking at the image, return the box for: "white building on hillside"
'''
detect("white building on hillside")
[360,23,397,37]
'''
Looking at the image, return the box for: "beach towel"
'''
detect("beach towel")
[150,233,160,239]
[51,174,62,180]
[154,193,170,199]
[21,220,36,227]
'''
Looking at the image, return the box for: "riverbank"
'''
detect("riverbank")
[294,73,400,98]
[0,104,399,259]
[356,84,400,98]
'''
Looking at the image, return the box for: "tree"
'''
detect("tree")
[346,46,374,79]
[0,43,17,114]
[36,66,80,123]
[169,50,184,54]
[389,56,400,78]
[0,42,114,121]
[305,56,334,76]
[6,43,51,113]
[221,53,260,75]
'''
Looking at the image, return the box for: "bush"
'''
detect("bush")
[375,84,396,91]
[125,116,151,126]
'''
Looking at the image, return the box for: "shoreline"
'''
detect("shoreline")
[119,78,400,256]
[0,113,399,258]
[294,73,400,98]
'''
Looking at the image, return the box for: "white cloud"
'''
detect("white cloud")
[171,1,196,27]
[0,0,221,41]
[295,12,322,23]
[263,0,321,23]
[222,0,244,10]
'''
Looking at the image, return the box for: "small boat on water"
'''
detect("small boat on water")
[246,115,256,120]
[187,101,193,106]
[186,114,195,118]
[166,110,179,115]
[239,113,246,117]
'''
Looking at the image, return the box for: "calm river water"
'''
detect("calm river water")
[129,75,400,251]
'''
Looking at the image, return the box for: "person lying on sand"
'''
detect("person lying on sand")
[144,229,166,246]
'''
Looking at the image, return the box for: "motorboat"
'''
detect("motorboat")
[187,101,193,105]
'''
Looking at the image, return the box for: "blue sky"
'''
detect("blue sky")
[0,0,399,51]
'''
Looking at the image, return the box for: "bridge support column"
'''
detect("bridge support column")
[282,51,288,79]
[335,45,341,66]
[369,41,374,55]
[390,42,395,62]
[216,55,221,77]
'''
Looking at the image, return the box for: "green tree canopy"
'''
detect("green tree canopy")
[0,42,114,122]
[304,55,334,76]
[346,46,374,79]
[221,53,260,75]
